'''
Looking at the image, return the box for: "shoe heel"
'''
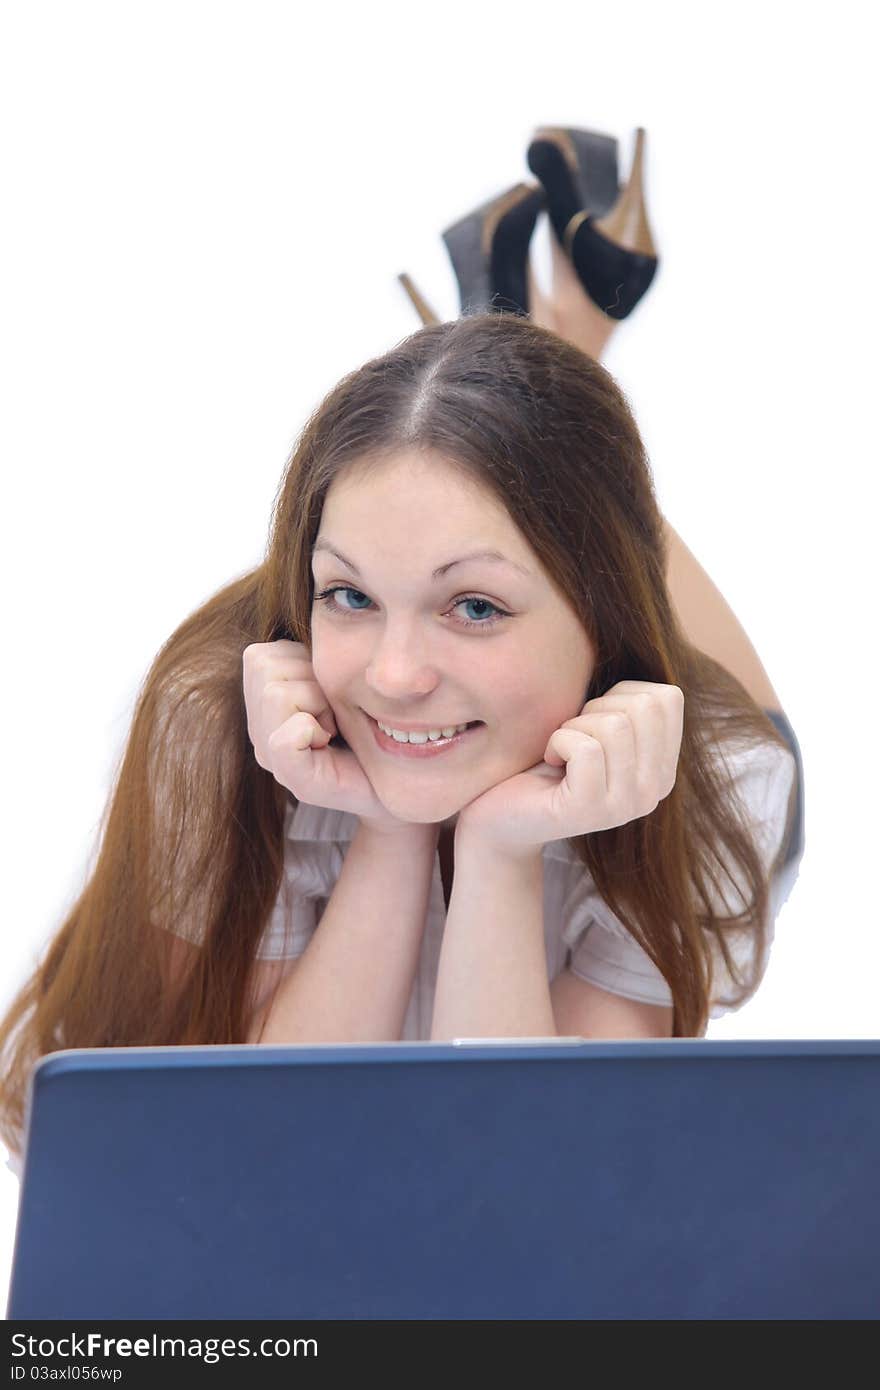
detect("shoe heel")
[564,127,658,320]
[592,127,656,259]
[397,272,441,326]
[442,182,545,316]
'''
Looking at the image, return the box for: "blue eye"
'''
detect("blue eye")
[327,587,371,611]
[313,586,510,631]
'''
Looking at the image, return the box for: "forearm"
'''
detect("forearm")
[430,834,556,1040]
[256,820,438,1044]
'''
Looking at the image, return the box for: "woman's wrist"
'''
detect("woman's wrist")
[357,815,441,848]
[453,813,544,867]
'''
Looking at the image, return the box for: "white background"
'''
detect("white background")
[1,0,877,1310]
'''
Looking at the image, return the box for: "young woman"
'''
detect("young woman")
[0,135,802,1162]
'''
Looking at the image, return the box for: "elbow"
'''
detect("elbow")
[550,970,674,1039]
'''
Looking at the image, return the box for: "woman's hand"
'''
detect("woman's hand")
[456,681,685,857]
[242,640,415,834]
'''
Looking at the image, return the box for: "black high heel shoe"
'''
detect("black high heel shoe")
[399,181,545,325]
[527,126,658,320]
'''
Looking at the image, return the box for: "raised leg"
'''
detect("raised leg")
[529,227,783,712]
[662,520,782,712]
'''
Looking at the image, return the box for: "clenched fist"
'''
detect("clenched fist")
[456,681,685,857]
[243,640,406,831]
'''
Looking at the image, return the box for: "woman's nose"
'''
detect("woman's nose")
[364,622,439,699]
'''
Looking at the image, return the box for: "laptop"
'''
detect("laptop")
[7,1039,879,1319]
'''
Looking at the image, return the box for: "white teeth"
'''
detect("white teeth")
[376,718,471,744]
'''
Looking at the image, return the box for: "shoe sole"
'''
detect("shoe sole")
[442,183,545,316]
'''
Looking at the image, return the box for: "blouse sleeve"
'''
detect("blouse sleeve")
[561,868,674,1007]
[703,734,797,1018]
[560,734,797,1016]
[254,815,347,961]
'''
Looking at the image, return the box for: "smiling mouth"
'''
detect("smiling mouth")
[363,711,484,752]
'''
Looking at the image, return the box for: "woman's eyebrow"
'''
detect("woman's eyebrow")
[311,539,533,580]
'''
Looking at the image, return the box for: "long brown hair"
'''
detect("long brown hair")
[0,313,794,1152]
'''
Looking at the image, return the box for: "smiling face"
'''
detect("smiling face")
[309,451,596,826]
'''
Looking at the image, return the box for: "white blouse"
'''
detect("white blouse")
[2,734,797,1180]
[254,734,798,1036]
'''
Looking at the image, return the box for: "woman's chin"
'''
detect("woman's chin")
[370,778,470,827]
[368,758,525,827]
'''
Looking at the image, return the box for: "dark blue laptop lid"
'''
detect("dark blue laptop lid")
[8,1039,880,1319]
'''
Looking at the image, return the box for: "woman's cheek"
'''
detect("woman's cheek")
[510,699,576,769]
[487,713,548,777]
[308,624,342,692]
